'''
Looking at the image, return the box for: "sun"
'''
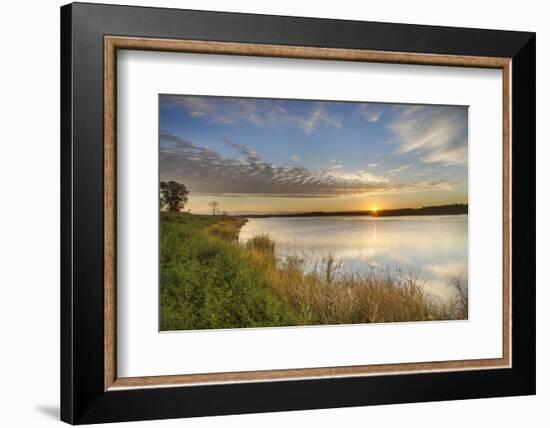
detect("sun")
[371,206,379,214]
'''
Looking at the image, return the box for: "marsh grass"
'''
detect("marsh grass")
[160,212,467,331]
[244,237,466,325]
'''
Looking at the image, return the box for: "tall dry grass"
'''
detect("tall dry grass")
[243,233,467,325]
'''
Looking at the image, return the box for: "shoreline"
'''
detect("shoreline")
[237,203,468,219]
[241,212,468,220]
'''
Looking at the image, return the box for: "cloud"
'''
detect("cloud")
[367,162,380,167]
[300,105,341,134]
[327,159,343,171]
[329,169,389,184]
[388,163,412,176]
[160,133,455,197]
[219,138,261,162]
[358,104,383,123]
[163,95,341,135]
[388,105,468,166]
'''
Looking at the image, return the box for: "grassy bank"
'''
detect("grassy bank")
[160,212,467,331]
[160,212,300,330]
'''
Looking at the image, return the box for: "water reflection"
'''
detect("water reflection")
[239,215,468,301]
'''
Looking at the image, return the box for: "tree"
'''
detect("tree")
[160,181,189,212]
[208,200,219,216]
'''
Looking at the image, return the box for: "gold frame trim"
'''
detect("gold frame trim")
[104,36,512,391]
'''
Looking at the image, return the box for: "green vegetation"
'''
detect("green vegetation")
[160,213,299,330]
[160,212,467,331]
[160,181,189,212]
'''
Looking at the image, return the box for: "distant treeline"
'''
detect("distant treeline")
[241,203,468,218]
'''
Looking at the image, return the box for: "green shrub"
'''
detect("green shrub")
[160,213,297,331]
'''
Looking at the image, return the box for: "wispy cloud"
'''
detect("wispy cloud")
[388,105,468,166]
[163,95,341,135]
[388,163,412,176]
[300,104,341,134]
[358,104,384,123]
[327,159,343,171]
[160,133,455,197]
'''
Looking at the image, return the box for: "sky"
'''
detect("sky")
[159,94,468,214]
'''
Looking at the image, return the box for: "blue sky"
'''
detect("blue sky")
[160,94,468,214]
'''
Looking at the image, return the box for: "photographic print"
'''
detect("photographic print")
[159,94,468,331]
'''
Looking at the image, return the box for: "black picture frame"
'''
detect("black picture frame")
[61,2,535,424]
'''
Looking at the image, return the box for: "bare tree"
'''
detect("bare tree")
[208,200,219,216]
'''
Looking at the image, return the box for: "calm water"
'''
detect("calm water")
[239,215,468,301]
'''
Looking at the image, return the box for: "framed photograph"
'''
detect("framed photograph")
[60,2,535,424]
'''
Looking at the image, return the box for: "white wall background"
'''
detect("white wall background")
[0,0,545,426]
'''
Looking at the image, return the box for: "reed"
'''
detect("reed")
[243,236,466,325]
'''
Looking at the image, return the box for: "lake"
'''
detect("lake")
[239,215,468,302]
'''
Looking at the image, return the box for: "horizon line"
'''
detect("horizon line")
[182,202,468,217]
